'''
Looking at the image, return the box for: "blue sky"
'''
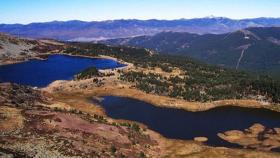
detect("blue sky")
[0,0,280,24]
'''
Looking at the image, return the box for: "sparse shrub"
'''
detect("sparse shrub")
[110,145,117,154]
[139,152,147,158]
[131,123,140,132]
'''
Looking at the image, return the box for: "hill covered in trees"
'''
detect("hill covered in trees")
[102,27,280,78]
[75,67,100,80]
[63,42,280,104]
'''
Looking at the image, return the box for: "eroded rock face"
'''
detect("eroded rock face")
[218,123,280,151]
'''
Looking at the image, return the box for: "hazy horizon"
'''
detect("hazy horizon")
[1,0,280,24]
[2,16,280,25]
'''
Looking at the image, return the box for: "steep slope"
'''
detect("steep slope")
[103,27,280,77]
[0,33,65,65]
[1,17,280,41]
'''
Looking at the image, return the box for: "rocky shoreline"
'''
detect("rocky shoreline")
[218,124,280,151]
[1,83,280,157]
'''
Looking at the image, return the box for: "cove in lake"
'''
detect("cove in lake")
[0,54,126,87]
[98,96,280,149]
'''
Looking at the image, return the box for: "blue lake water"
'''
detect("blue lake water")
[0,54,126,87]
[98,96,280,149]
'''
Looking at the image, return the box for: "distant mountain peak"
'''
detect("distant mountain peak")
[1,18,280,41]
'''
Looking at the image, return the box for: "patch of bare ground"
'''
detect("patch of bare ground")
[218,123,280,151]
[48,92,105,116]
[137,66,185,79]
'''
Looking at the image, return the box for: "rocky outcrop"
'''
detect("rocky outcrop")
[194,137,208,142]
[218,123,280,151]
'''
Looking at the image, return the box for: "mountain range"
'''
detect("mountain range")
[1,17,280,41]
[102,27,280,78]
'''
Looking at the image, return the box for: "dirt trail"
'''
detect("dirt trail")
[236,44,251,70]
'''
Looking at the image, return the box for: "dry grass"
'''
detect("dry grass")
[136,66,184,79]
[49,92,105,116]
[0,106,24,133]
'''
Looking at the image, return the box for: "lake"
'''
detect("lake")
[0,54,126,87]
[98,96,280,148]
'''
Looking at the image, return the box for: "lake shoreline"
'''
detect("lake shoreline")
[43,75,280,113]
[43,81,280,152]
[40,53,280,113]
[0,52,129,67]
[9,53,277,153]
[0,54,127,87]
[98,96,280,151]
[2,52,278,113]
[0,55,48,66]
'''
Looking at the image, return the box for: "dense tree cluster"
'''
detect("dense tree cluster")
[64,42,280,103]
[240,76,280,103]
[75,67,99,80]
[119,70,244,102]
